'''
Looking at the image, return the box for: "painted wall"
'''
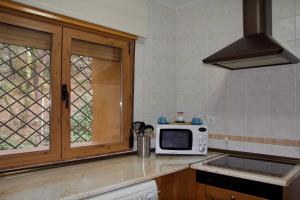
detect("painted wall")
[13,0,148,37]
[175,0,300,158]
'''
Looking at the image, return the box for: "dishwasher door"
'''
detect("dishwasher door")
[85,180,158,200]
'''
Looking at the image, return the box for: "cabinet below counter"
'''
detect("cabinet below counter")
[0,152,222,200]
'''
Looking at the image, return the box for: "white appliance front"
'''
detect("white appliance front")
[85,180,158,200]
[155,124,208,155]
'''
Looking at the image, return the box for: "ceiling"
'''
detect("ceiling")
[158,0,202,8]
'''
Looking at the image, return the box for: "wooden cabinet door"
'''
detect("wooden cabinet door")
[156,172,175,200]
[156,169,196,200]
[196,183,267,200]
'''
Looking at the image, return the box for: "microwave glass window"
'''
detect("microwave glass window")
[160,129,192,150]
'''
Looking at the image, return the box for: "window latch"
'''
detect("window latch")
[61,84,69,109]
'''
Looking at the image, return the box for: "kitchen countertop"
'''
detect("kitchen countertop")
[190,154,300,186]
[0,151,222,200]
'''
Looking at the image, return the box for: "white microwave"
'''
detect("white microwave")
[155,124,208,155]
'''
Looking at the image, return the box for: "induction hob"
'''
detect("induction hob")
[206,155,296,177]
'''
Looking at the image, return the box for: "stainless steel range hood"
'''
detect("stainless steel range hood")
[203,0,299,70]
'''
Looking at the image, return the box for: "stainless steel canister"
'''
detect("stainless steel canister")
[137,136,150,158]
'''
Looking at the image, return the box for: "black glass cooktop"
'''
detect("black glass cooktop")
[206,155,295,177]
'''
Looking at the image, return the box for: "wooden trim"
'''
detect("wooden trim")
[61,27,133,160]
[209,133,300,147]
[0,11,62,170]
[0,0,137,40]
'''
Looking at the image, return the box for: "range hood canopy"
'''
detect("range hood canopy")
[203,0,299,70]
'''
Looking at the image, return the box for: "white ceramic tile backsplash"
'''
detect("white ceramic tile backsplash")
[134,0,177,148]
[297,65,300,88]
[270,66,296,91]
[273,17,295,42]
[297,90,300,114]
[134,0,300,158]
[273,0,295,20]
[174,0,300,158]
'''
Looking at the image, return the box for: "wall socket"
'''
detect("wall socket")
[206,116,216,125]
[225,136,229,145]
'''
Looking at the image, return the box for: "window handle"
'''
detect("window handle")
[61,84,69,109]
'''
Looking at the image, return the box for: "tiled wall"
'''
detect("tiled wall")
[175,0,300,158]
[134,0,300,158]
[134,0,177,148]
[273,0,300,54]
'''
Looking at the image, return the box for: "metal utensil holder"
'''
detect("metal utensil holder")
[137,135,150,158]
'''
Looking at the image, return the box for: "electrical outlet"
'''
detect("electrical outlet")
[206,116,216,125]
[225,136,229,145]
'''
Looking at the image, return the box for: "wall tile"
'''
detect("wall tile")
[226,70,246,92]
[297,90,300,114]
[270,90,295,115]
[294,40,300,57]
[270,115,297,139]
[208,114,228,133]
[273,0,295,20]
[281,40,297,56]
[297,64,300,88]
[247,91,268,115]
[228,140,246,152]
[296,16,300,40]
[247,91,269,137]
[134,94,144,115]
[246,143,271,155]
[206,67,226,92]
[207,88,226,115]
[165,94,176,113]
[270,66,296,91]
[208,138,227,149]
[296,115,300,139]
[246,71,270,93]
[134,76,144,97]
[226,90,246,115]
[273,17,295,42]
[247,115,269,138]
[227,114,246,136]
[151,94,166,114]
[176,94,206,113]
[297,0,300,15]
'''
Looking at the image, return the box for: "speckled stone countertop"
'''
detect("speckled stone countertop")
[0,152,223,200]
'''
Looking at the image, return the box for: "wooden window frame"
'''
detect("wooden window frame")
[61,27,133,160]
[0,1,135,171]
[0,11,62,170]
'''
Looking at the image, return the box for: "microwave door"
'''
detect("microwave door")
[159,129,193,150]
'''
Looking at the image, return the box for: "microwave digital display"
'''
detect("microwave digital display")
[159,129,193,150]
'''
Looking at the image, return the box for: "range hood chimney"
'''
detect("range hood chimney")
[203,0,299,70]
